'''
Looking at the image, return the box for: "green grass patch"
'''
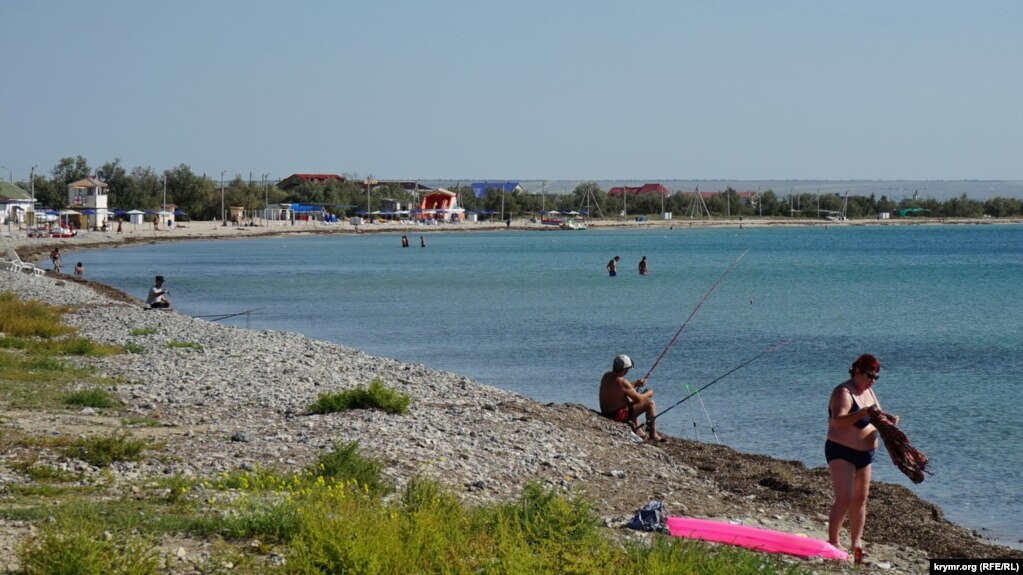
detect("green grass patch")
[11,459,82,483]
[63,432,150,467]
[0,292,76,338]
[130,327,158,336]
[16,502,160,575]
[120,415,162,428]
[122,342,146,354]
[65,387,120,409]
[167,340,202,350]
[308,378,411,415]
[1,456,815,574]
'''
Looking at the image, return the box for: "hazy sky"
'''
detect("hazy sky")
[2,1,1021,183]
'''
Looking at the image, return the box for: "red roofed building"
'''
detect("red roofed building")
[607,183,671,197]
[278,173,346,190]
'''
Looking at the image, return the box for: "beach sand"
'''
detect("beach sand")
[8,214,1022,264]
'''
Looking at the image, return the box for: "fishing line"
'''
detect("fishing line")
[685,386,700,441]
[641,248,750,383]
[652,341,788,423]
[689,383,720,444]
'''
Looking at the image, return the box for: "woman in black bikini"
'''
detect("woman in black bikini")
[825,353,895,562]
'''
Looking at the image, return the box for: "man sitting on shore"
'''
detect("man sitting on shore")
[146,275,172,309]
[599,354,664,441]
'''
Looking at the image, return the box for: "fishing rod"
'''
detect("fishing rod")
[651,341,787,423]
[641,248,751,382]
[193,308,262,322]
[688,382,720,444]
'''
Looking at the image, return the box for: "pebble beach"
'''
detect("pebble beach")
[3,220,1023,573]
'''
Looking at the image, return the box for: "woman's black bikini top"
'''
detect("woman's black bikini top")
[829,385,872,429]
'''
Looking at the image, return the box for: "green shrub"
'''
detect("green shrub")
[222,497,302,542]
[307,379,410,415]
[309,440,393,496]
[65,388,120,409]
[63,432,149,467]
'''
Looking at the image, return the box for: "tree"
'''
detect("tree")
[38,156,91,208]
[124,166,161,211]
[572,182,605,216]
[165,165,215,219]
[97,159,130,208]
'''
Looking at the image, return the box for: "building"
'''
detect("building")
[418,188,464,221]
[470,182,521,198]
[277,173,346,190]
[0,181,34,226]
[66,177,110,229]
[607,183,671,197]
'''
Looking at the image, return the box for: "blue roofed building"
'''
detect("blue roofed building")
[470,181,521,198]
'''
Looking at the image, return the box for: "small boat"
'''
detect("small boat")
[559,219,586,230]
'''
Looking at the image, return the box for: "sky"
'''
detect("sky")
[2,1,1022,184]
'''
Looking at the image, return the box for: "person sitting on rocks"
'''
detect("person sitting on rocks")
[146,275,172,309]
[598,354,663,441]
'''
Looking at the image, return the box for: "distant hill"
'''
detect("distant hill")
[418,179,1023,201]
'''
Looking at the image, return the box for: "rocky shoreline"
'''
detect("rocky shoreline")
[2,235,1022,573]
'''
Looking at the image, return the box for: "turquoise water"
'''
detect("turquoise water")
[79,224,1023,547]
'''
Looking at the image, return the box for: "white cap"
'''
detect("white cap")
[613,354,634,371]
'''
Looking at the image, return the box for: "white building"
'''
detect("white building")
[0,181,34,226]
[66,177,110,229]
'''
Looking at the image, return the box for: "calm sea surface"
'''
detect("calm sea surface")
[79,224,1023,547]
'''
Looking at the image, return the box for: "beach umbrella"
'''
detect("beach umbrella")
[174,210,187,216]
[144,209,157,215]
[81,209,96,215]
[113,209,127,215]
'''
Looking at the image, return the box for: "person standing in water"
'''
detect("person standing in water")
[638,256,649,275]
[607,255,620,276]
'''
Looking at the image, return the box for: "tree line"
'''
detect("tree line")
[13,156,1023,220]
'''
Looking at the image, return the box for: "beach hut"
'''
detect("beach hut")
[126,209,145,227]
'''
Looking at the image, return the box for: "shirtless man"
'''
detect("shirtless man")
[598,354,663,441]
[607,255,620,277]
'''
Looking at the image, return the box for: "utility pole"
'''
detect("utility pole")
[30,165,37,224]
[262,173,270,223]
[162,177,167,211]
[220,171,226,226]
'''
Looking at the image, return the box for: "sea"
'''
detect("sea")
[78,223,1023,548]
